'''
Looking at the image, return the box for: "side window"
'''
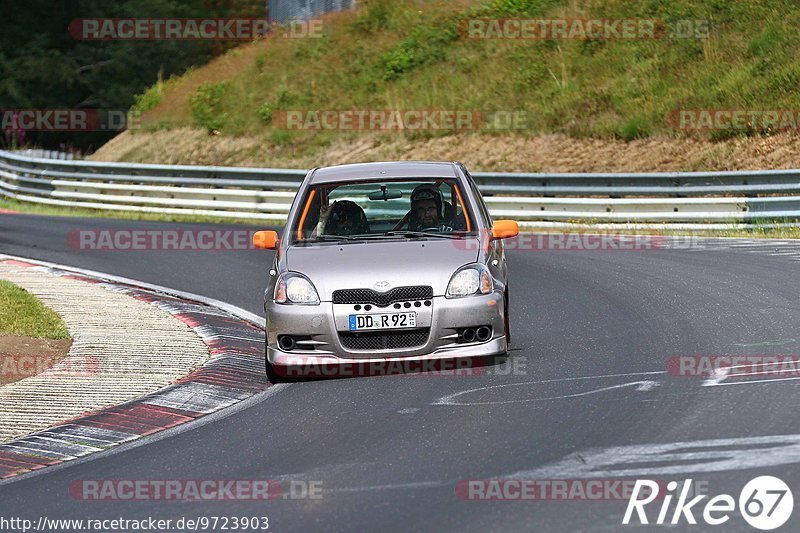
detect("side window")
[297,188,322,239]
[465,170,492,226]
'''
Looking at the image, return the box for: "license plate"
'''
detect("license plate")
[349,312,416,331]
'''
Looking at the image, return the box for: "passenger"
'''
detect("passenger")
[321,200,370,236]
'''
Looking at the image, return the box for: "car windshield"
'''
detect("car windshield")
[290,178,475,243]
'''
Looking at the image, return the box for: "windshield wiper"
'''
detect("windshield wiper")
[296,231,466,244]
[295,235,364,245]
[381,231,461,239]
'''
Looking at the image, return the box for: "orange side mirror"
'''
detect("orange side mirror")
[253,230,279,250]
[491,220,519,239]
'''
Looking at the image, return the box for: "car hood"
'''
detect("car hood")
[285,238,480,300]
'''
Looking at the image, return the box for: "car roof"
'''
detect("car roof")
[308,161,460,185]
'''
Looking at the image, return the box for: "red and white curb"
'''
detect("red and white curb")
[0,257,269,479]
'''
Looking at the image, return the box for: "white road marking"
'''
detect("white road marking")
[703,360,800,386]
[433,372,664,406]
[635,381,658,392]
[502,434,800,479]
[702,366,730,386]
[710,375,800,387]
[731,339,796,347]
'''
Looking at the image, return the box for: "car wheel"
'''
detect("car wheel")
[265,339,284,383]
[504,287,511,347]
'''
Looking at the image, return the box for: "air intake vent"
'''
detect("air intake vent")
[332,286,433,307]
[339,328,430,351]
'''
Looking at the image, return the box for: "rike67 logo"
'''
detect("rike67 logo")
[623,476,793,530]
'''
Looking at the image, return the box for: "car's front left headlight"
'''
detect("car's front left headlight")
[274,273,320,305]
[446,265,493,298]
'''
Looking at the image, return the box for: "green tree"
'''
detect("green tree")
[0,0,263,151]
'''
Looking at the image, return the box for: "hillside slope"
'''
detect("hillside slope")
[93,0,800,171]
[94,127,800,172]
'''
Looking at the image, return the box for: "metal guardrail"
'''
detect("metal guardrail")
[12,149,80,160]
[1,149,800,229]
[268,0,357,23]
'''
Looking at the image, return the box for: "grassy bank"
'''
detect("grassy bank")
[0,281,70,340]
[127,0,799,146]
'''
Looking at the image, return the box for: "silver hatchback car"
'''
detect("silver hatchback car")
[253,161,519,380]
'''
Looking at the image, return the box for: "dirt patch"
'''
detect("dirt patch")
[0,335,73,386]
[93,129,800,173]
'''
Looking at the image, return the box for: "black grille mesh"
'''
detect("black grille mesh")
[339,328,430,351]
[332,286,433,307]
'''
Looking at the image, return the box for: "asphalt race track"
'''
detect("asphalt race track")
[2,212,800,532]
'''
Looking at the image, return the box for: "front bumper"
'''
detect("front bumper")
[265,291,507,366]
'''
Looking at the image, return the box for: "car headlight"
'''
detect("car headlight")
[274,273,320,305]
[446,265,493,298]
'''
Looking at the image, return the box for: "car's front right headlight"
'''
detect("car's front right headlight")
[446,264,493,298]
[274,273,320,305]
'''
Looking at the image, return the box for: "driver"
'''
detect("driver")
[409,184,453,232]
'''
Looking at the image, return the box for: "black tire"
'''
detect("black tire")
[265,338,285,383]
[265,359,284,384]
[504,287,511,347]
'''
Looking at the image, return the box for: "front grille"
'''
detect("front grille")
[339,328,430,351]
[332,286,433,307]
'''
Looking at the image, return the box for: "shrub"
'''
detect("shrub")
[487,0,563,16]
[132,84,163,114]
[619,118,649,141]
[352,0,391,33]
[381,22,458,80]
[190,81,228,133]
[254,52,267,71]
[258,102,274,124]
